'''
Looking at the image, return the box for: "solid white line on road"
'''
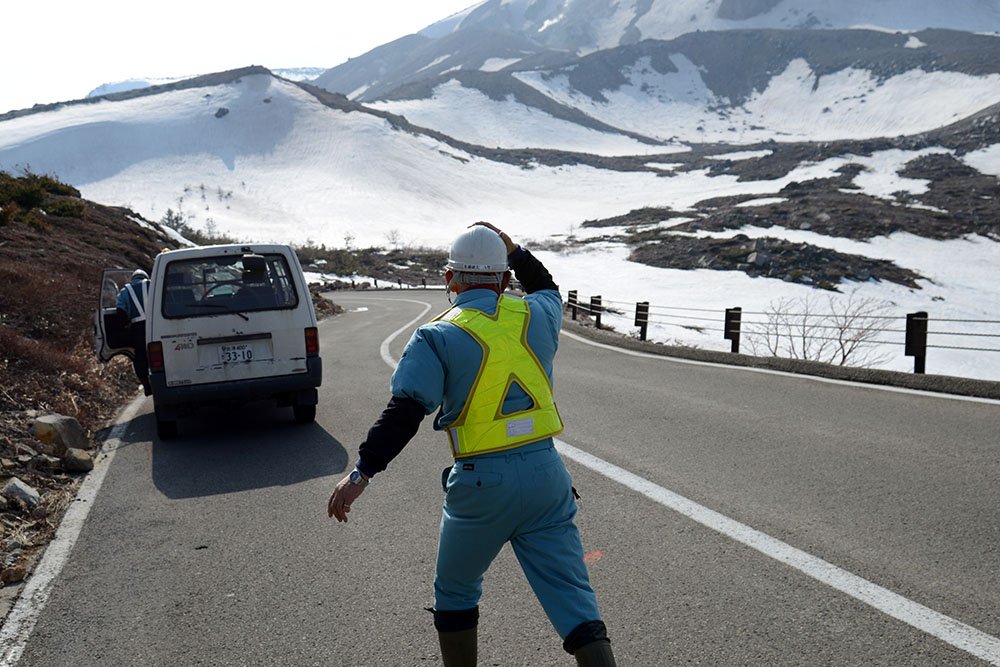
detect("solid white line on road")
[554,438,1000,666]
[369,299,1000,664]
[0,395,146,667]
[374,299,433,370]
[560,329,1000,406]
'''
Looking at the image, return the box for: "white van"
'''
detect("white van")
[96,244,322,439]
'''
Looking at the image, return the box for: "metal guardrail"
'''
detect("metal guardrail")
[566,291,1000,375]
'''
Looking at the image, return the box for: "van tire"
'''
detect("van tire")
[293,404,316,423]
[156,417,178,440]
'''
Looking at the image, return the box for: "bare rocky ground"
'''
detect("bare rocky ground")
[574,103,1000,291]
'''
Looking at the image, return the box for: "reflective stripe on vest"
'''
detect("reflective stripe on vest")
[125,280,149,323]
[436,295,564,458]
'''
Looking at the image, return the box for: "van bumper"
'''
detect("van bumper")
[150,357,322,415]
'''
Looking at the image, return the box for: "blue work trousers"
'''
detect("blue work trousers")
[433,440,602,639]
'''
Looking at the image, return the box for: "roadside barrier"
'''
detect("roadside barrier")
[565,290,1000,375]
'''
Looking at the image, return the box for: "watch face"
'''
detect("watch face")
[350,470,364,484]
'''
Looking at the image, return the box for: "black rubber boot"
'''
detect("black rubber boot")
[573,638,617,667]
[438,627,477,667]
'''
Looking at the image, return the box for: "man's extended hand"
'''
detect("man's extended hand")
[327,474,366,523]
[472,221,516,256]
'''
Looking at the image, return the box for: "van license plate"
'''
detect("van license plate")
[220,343,254,363]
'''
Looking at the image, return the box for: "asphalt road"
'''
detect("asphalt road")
[7,289,1000,666]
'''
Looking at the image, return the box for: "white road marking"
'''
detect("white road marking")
[374,299,434,369]
[368,304,1000,665]
[554,439,1000,665]
[0,396,146,667]
[561,329,1000,406]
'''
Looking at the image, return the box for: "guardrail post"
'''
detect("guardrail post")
[635,301,649,341]
[905,311,928,374]
[591,295,602,328]
[568,290,578,320]
[724,307,742,353]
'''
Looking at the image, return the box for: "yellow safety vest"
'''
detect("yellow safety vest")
[435,295,564,458]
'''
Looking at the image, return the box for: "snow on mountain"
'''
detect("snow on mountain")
[513,54,1000,145]
[0,70,727,248]
[85,68,327,99]
[421,0,1000,53]
[359,28,1000,151]
[87,76,192,98]
[2,66,999,380]
[370,78,678,155]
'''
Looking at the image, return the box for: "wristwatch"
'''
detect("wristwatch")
[348,468,369,487]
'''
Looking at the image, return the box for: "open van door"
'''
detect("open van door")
[95,269,137,362]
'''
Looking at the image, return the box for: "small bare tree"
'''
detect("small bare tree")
[745,290,894,367]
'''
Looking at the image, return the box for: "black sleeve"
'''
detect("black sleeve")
[509,246,559,294]
[355,396,427,478]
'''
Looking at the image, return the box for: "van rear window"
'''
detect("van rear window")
[161,253,299,318]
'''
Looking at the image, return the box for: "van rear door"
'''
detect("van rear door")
[95,269,136,362]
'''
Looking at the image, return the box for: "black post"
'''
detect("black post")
[905,311,928,374]
[422,278,426,289]
[568,290,578,320]
[591,296,602,328]
[635,301,649,341]
[724,307,742,354]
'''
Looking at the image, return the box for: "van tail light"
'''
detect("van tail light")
[148,341,165,370]
[305,327,319,357]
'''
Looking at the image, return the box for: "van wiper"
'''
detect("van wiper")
[189,303,251,321]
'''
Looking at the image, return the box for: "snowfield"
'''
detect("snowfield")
[2,71,999,381]
[513,59,1000,145]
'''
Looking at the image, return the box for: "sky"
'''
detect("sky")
[0,0,478,115]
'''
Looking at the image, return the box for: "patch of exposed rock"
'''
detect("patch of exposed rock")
[628,233,923,291]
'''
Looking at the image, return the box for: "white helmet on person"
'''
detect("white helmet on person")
[446,225,508,273]
[131,269,149,280]
[445,226,509,299]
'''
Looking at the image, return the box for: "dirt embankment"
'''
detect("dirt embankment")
[0,173,180,586]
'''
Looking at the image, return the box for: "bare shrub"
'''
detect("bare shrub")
[744,290,895,367]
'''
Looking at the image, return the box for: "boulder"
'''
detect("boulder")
[62,448,94,473]
[1,564,28,585]
[32,414,87,457]
[1,477,40,507]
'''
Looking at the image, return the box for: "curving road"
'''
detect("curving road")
[4,290,1000,666]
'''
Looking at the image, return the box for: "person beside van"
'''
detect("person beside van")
[116,269,152,396]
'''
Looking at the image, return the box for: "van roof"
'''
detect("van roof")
[155,244,295,262]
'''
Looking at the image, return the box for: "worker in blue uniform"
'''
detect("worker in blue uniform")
[327,222,616,666]
[115,268,152,396]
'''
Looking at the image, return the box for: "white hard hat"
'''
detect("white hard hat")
[446,226,508,273]
[132,269,149,280]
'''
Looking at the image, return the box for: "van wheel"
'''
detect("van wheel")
[293,404,316,423]
[156,418,178,440]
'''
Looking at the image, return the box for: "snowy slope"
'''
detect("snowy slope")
[422,0,1000,53]
[370,78,679,154]
[0,72,739,247]
[513,57,1000,144]
[2,70,999,381]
